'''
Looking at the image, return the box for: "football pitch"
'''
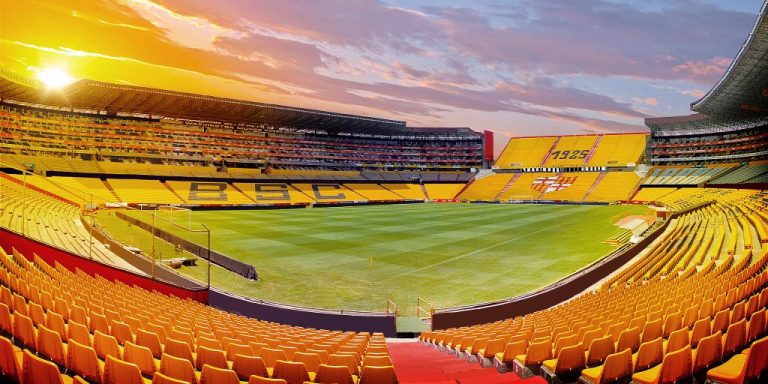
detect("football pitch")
[97,203,648,315]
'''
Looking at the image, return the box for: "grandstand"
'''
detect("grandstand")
[0,0,767,382]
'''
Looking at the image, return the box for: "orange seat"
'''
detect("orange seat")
[579,348,632,384]
[0,335,22,383]
[152,371,191,384]
[632,345,692,384]
[226,342,254,360]
[165,338,195,364]
[633,337,663,372]
[22,348,66,384]
[746,308,766,342]
[13,313,36,350]
[159,353,197,384]
[103,355,144,384]
[232,354,269,381]
[615,326,641,353]
[124,341,158,377]
[693,331,722,373]
[293,351,322,373]
[248,376,287,384]
[689,317,711,349]
[94,330,122,360]
[641,319,663,343]
[110,321,134,345]
[328,354,359,376]
[136,329,163,358]
[262,348,289,369]
[196,345,228,370]
[706,335,768,384]
[359,365,397,384]
[272,360,310,384]
[585,335,615,367]
[363,355,393,367]
[0,303,13,336]
[68,321,92,347]
[315,364,357,384]
[199,364,240,384]
[37,324,67,368]
[27,302,45,327]
[722,318,747,358]
[541,344,585,379]
[67,339,103,384]
[664,327,690,354]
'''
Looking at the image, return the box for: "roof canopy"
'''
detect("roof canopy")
[691,1,768,118]
[0,74,479,137]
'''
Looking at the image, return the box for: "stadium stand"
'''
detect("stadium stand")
[495,133,646,170]
[494,137,557,169]
[292,183,367,203]
[423,184,464,201]
[108,179,186,205]
[0,247,395,384]
[709,161,768,184]
[632,187,679,202]
[49,177,118,203]
[642,165,734,185]
[583,172,641,202]
[345,184,405,201]
[379,184,426,200]
[165,181,254,205]
[420,188,768,384]
[0,173,138,272]
[457,174,514,201]
[497,173,553,201]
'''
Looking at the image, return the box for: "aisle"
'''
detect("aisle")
[387,341,548,384]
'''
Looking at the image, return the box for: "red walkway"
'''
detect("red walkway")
[387,341,548,384]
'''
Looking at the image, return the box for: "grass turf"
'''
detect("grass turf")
[96,203,648,315]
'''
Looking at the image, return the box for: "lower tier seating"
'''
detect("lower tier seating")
[0,248,397,383]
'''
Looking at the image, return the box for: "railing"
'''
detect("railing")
[417,297,434,322]
[386,299,399,317]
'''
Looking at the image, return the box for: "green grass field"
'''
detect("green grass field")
[96,203,648,315]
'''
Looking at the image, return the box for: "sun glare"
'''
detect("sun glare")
[36,67,76,89]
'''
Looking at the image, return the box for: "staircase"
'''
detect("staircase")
[101,180,122,202]
[582,172,607,201]
[583,134,603,165]
[538,136,561,166]
[420,184,431,200]
[494,173,522,200]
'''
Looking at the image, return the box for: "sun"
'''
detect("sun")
[36,67,76,89]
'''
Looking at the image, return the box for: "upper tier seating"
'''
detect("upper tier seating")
[0,107,482,171]
[420,188,768,384]
[495,133,646,169]
[0,248,395,384]
[649,125,768,164]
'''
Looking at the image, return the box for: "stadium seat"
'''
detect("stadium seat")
[314,363,358,384]
[272,360,310,384]
[248,376,288,384]
[165,338,195,364]
[22,348,68,384]
[124,341,158,377]
[159,353,198,384]
[103,355,144,384]
[632,345,692,384]
[137,329,164,358]
[37,324,67,367]
[232,354,269,380]
[199,364,240,384]
[13,313,36,350]
[706,336,768,384]
[0,335,21,383]
[633,337,663,372]
[722,319,747,358]
[94,330,123,360]
[152,371,191,384]
[579,348,632,384]
[692,331,722,374]
[359,365,397,384]
[541,344,585,380]
[66,339,103,384]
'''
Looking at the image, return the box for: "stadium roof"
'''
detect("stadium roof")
[647,2,768,135]
[690,1,768,118]
[0,71,480,137]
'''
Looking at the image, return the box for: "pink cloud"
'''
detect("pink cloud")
[672,56,733,84]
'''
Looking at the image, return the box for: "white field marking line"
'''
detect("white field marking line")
[378,207,594,281]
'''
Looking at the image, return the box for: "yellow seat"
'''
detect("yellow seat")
[579,348,632,384]
[706,335,768,384]
[632,345,692,384]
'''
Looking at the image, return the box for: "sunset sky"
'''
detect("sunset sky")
[0,0,764,152]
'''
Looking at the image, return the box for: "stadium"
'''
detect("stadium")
[0,1,767,383]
